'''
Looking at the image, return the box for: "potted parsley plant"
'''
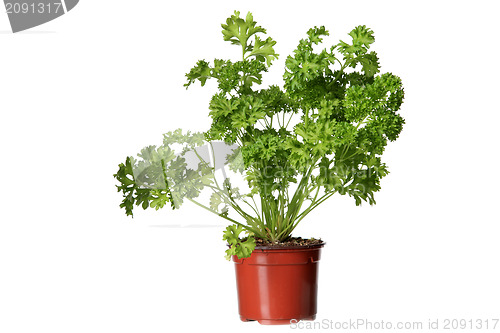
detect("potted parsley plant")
[114,11,405,325]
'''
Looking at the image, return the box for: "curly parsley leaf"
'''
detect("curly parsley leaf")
[223,224,256,260]
[221,11,278,65]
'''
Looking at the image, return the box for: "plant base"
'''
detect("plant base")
[240,315,316,325]
[232,242,325,325]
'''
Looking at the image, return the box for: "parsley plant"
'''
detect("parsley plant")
[114,11,405,259]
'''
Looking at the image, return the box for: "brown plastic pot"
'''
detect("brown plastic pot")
[232,242,325,325]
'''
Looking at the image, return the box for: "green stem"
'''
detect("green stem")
[187,198,245,228]
[286,190,336,236]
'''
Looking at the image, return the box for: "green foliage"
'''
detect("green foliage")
[115,11,405,259]
[222,224,256,260]
[221,11,278,65]
[114,130,213,215]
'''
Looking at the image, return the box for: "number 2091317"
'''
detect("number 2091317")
[5,2,63,14]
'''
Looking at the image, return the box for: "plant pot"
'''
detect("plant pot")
[232,242,325,325]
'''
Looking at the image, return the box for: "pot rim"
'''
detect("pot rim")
[253,240,326,251]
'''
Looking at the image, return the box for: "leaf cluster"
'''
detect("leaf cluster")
[114,130,213,216]
[222,225,256,260]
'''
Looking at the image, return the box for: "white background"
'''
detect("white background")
[1,1,499,332]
